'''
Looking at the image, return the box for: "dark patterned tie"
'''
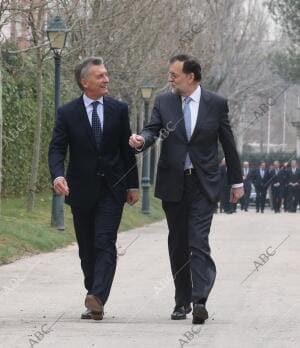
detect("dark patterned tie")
[91,101,102,147]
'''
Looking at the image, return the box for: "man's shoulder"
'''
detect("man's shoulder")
[104,95,127,110]
[202,88,227,104]
[155,91,179,103]
[59,96,82,113]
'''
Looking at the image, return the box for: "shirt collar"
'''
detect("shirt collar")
[182,85,201,103]
[83,94,104,108]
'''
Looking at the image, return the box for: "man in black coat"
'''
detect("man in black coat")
[129,55,243,324]
[286,160,300,212]
[48,57,139,320]
[252,161,270,213]
[269,160,284,213]
[281,162,289,212]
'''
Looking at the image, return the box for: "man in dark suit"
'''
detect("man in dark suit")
[240,161,252,212]
[48,57,139,320]
[282,162,289,212]
[252,161,270,213]
[269,160,284,213]
[286,160,300,212]
[129,55,243,324]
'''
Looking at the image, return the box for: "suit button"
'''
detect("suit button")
[96,172,101,176]
[98,156,102,160]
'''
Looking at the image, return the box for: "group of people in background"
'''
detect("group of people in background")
[220,159,300,214]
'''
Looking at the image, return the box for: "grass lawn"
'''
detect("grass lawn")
[0,190,164,265]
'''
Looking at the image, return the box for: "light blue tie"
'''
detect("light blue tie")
[183,96,193,170]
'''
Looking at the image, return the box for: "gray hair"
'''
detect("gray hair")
[74,56,104,90]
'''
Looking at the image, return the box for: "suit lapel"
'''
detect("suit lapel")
[102,96,114,143]
[190,87,212,142]
[77,96,98,151]
[168,93,187,141]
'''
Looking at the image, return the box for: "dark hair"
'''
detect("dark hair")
[74,56,104,90]
[169,54,202,81]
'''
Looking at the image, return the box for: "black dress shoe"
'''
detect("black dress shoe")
[81,309,92,319]
[171,304,192,320]
[192,304,208,324]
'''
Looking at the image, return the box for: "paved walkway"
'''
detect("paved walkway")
[0,210,299,348]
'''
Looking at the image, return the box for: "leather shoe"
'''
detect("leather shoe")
[171,303,192,320]
[192,304,208,324]
[85,294,104,320]
[81,309,92,319]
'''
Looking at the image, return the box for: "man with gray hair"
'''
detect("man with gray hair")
[49,57,139,320]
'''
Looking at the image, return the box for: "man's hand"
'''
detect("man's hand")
[230,186,244,203]
[127,190,139,205]
[129,134,145,149]
[53,177,69,196]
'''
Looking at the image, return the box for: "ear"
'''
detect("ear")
[81,78,88,89]
[189,73,195,83]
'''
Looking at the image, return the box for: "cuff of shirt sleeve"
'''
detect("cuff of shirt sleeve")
[232,183,244,188]
[136,143,144,152]
[53,176,65,185]
[127,188,139,192]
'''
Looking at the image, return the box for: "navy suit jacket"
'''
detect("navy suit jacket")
[252,168,271,189]
[48,95,139,208]
[140,88,242,203]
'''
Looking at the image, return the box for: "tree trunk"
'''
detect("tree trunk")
[26,48,43,211]
[0,44,3,214]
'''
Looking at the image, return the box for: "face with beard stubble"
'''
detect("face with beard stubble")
[168,60,197,97]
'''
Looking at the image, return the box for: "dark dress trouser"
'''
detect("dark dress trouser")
[71,177,124,305]
[255,186,267,211]
[162,172,216,306]
[271,186,282,212]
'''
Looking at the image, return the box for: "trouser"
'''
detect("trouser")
[255,186,267,211]
[271,186,282,212]
[287,186,300,212]
[162,172,216,306]
[71,179,124,304]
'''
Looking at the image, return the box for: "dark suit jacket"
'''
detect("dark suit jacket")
[48,95,139,208]
[269,169,285,187]
[251,168,271,189]
[286,168,300,185]
[140,88,242,203]
[268,169,286,198]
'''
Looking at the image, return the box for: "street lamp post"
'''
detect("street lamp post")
[140,82,155,214]
[47,16,69,230]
